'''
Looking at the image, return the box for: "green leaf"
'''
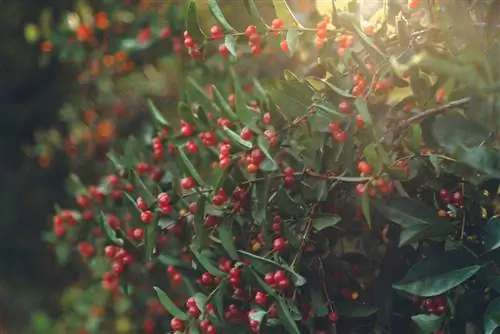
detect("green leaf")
[144,213,158,261]
[354,97,372,125]
[458,147,500,180]
[277,298,301,334]
[408,124,422,153]
[99,211,124,247]
[286,28,299,57]
[312,214,341,231]
[218,220,239,260]
[192,196,209,249]
[393,249,481,297]
[211,85,238,122]
[207,0,235,32]
[224,34,237,57]
[232,69,258,131]
[308,77,354,98]
[222,126,252,150]
[190,245,226,277]
[157,254,191,268]
[257,136,278,171]
[485,297,500,334]
[360,190,372,227]
[310,289,329,317]
[272,0,303,28]
[130,169,156,204]
[193,292,208,316]
[153,286,188,320]
[185,0,205,43]
[411,314,444,333]
[336,302,378,317]
[107,150,123,171]
[239,250,306,286]
[147,99,169,127]
[275,188,304,216]
[484,216,500,254]
[363,144,383,175]
[243,0,268,29]
[176,146,206,187]
[374,198,454,246]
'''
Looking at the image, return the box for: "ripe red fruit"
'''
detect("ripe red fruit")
[247,163,258,174]
[255,291,268,305]
[136,197,148,211]
[245,25,257,36]
[264,272,275,285]
[181,177,195,190]
[334,131,346,142]
[435,89,445,103]
[273,237,286,252]
[280,40,289,52]
[210,25,224,39]
[329,311,340,323]
[201,272,213,285]
[157,192,171,206]
[218,44,229,59]
[240,127,253,140]
[355,115,365,129]
[170,317,184,331]
[140,211,153,224]
[358,161,372,175]
[339,100,351,113]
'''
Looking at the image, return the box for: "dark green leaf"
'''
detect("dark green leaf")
[190,245,226,277]
[107,150,123,171]
[275,188,304,216]
[207,0,235,32]
[157,254,191,268]
[218,220,239,260]
[337,302,378,317]
[153,286,188,320]
[310,289,329,317]
[484,216,500,253]
[185,0,205,43]
[144,213,158,261]
[99,211,124,247]
[222,126,252,150]
[176,146,207,187]
[374,198,454,246]
[277,298,301,334]
[308,77,354,98]
[411,314,444,333]
[192,196,209,249]
[458,147,500,180]
[484,297,500,334]
[393,249,481,297]
[147,99,169,127]
[312,214,341,231]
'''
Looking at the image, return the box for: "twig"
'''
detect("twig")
[290,204,318,268]
[403,97,471,127]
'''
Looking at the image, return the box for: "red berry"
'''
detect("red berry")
[329,311,340,323]
[140,211,154,224]
[136,197,148,211]
[334,131,346,142]
[280,40,289,52]
[218,44,229,58]
[355,115,365,129]
[435,88,445,103]
[181,177,195,190]
[358,161,372,175]
[240,127,253,140]
[255,291,268,305]
[273,237,286,252]
[245,25,257,36]
[170,317,184,331]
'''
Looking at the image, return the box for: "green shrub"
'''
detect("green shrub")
[44,1,500,333]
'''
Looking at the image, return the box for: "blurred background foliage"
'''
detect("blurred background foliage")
[0,0,314,332]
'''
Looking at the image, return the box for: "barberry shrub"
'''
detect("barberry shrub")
[45,1,500,334]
